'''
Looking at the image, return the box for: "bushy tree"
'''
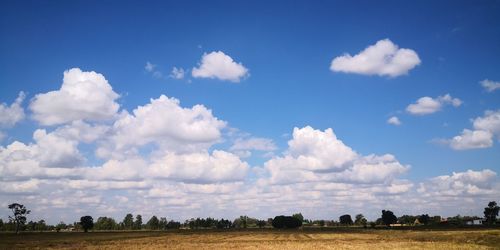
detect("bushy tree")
[398,215,417,225]
[484,201,499,225]
[94,217,117,230]
[292,213,304,223]
[80,216,94,232]
[166,220,181,229]
[123,213,134,230]
[272,215,302,229]
[419,214,430,225]
[56,221,67,232]
[257,220,266,228]
[381,210,397,227]
[354,214,367,227]
[339,214,353,225]
[147,216,160,230]
[8,203,30,234]
[134,215,143,230]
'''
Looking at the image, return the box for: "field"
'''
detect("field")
[1,228,500,249]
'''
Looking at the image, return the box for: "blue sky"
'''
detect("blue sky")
[1,0,500,224]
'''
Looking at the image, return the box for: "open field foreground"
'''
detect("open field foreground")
[1,229,500,250]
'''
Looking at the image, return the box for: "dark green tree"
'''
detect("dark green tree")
[257,220,266,228]
[56,221,67,232]
[8,203,31,234]
[80,216,94,232]
[147,215,160,230]
[339,214,353,225]
[484,201,499,225]
[123,213,134,230]
[159,217,167,230]
[292,213,304,223]
[398,215,417,225]
[381,210,397,227]
[272,215,302,229]
[419,214,430,225]
[134,215,143,230]
[354,214,368,227]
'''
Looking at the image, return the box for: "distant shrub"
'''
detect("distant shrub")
[272,216,302,229]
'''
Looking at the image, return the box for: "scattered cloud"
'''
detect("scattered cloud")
[387,116,401,126]
[170,67,185,79]
[1,68,499,223]
[192,51,249,82]
[145,62,165,79]
[406,94,462,115]
[330,39,421,77]
[30,68,120,126]
[145,62,156,72]
[480,79,500,92]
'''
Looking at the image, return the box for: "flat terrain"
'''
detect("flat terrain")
[1,228,500,249]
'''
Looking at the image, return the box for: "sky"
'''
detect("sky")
[1,0,500,224]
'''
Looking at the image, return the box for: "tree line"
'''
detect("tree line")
[2,201,499,233]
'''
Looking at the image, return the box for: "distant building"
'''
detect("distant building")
[465,219,483,226]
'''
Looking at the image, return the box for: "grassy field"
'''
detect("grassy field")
[1,228,500,249]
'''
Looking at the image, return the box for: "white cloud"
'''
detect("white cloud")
[145,62,165,79]
[32,129,83,168]
[330,39,421,77]
[0,91,25,128]
[192,51,249,82]
[449,129,493,150]
[480,79,500,92]
[145,62,156,72]
[406,94,462,115]
[30,68,120,125]
[447,110,500,150]
[230,137,277,152]
[170,67,185,79]
[387,116,401,126]
[0,179,40,194]
[263,126,409,185]
[149,150,249,183]
[105,95,226,154]
[473,110,500,136]
[418,169,497,197]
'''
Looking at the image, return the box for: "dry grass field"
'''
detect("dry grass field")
[1,228,500,249]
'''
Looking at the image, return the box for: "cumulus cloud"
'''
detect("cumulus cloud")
[480,79,500,92]
[170,67,185,79]
[0,91,25,128]
[104,94,226,154]
[192,51,249,82]
[3,68,500,223]
[330,39,421,77]
[263,126,408,185]
[406,94,462,115]
[30,68,120,125]
[387,116,401,126]
[447,110,500,150]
